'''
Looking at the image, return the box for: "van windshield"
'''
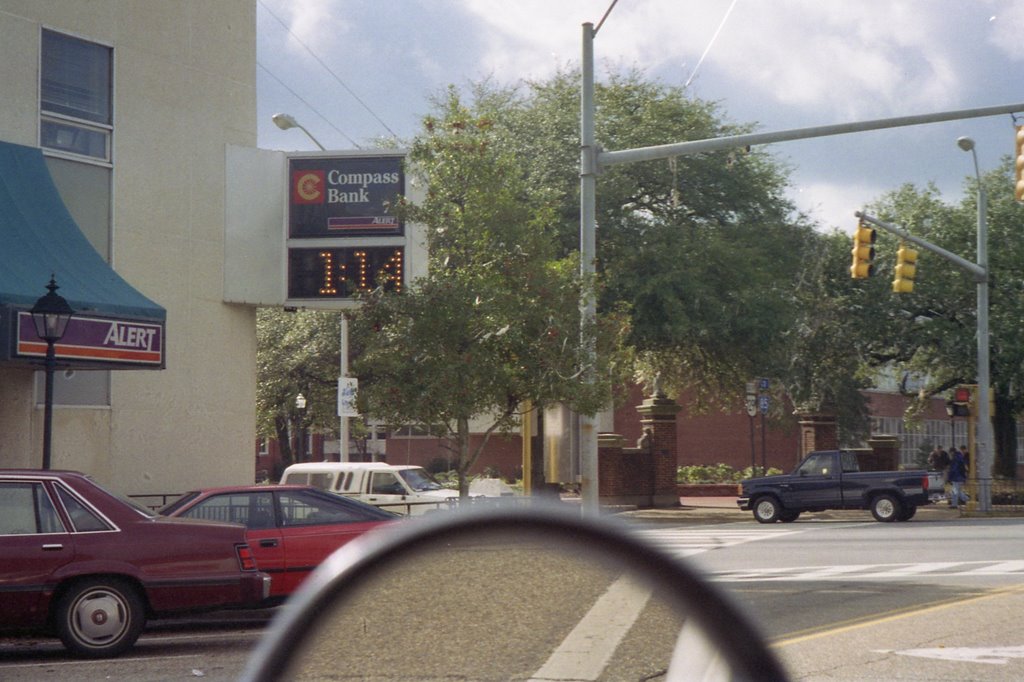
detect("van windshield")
[398,468,444,492]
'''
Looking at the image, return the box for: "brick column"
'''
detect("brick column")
[636,395,682,508]
[796,412,838,464]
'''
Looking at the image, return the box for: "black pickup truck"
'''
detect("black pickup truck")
[737,450,934,523]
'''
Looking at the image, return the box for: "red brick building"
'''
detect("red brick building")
[261,383,1021,483]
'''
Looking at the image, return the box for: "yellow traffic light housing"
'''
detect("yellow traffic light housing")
[850,220,876,279]
[892,241,918,293]
[1015,125,1024,203]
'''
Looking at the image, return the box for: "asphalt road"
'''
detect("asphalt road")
[2,510,1022,681]
[630,509,1024,680]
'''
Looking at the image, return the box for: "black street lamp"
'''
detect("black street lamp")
[945,400,956,451]
[30,275,74,470]
[295,393,307,463]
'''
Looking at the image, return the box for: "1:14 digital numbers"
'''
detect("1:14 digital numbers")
[287,247,403,299]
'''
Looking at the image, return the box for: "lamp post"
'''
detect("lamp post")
[272,113,326,151]
[273,113,351,462]
[956,136,993,512]
[30,276,74,470]
[295,393,307,462]
[945,400,956,451]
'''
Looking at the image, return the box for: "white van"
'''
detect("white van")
[280,462,460,515]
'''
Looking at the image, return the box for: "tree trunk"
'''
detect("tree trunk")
[456,417,471,498]
[274,416,293,479]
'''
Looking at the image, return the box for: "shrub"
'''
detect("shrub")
[676,463,782,484]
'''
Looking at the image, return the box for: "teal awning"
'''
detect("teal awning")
[0,140,165,321]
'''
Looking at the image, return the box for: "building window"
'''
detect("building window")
[40,29,111,162]
[36,29,113,408]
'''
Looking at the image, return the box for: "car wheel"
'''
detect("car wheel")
[55,578,145,658]
[870,494,902,523]
[778,510,800,523]
[752,496,781,523]
[896,505,917,521]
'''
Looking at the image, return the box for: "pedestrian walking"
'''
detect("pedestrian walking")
[947,447,969,509]
[928,446,950,477]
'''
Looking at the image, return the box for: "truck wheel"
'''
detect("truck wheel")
[896,505,917,521]
[55,578,145,658]
[752,497,781,524]
[870,494,902,522]
[778,510,800,523]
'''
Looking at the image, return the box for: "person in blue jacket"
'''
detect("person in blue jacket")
[947,447,969,509]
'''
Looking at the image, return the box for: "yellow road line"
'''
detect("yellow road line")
[771,583,1024,648]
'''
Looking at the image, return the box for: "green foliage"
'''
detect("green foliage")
[781,228,874,440]
[350,89,632,496]
[676,464,782,483]
[256,308,343,467]
[494,69,823,418]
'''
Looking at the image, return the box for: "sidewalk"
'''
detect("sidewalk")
[617,496,969,523]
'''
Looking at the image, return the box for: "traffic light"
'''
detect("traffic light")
[891,241,918,293]
[850,220,876,279]
[1015,125,1024,203]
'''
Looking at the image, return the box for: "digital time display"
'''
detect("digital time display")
[287,246,404,300]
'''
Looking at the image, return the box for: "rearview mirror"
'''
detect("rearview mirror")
[242,505,787,681]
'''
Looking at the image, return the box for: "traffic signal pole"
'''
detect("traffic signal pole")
[856,210,992,511]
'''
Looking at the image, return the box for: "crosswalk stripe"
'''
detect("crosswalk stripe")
[631,526,802,558]
[710,560,1024,582]
[630,528,1024,582]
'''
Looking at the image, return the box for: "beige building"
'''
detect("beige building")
[0,1,258,496]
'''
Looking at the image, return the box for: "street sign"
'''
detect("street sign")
[758,378,770,392]
[745,395,757,417]
[759,395,770,415]
[338,377,359,417]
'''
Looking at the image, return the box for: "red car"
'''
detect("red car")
[161,484,399,599]
[0,470,270,658]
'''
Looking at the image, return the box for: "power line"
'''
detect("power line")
[685,0,739,89]
[258,0,399,138]
[257,61,361,148]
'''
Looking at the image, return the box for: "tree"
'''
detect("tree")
[256,308,341,477]
[498,69,821,415]
[350,90,630,496]
[780,229,875,441]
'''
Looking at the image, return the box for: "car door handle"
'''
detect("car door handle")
[41,544,64,551]
[260,539,279,548]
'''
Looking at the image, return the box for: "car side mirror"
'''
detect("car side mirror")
[242,505,787,681]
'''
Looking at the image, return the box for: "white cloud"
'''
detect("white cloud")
[258,0,1021,235]
[786,180,884,234]
[988,2,1024,58]
[454,0,991,118]
[264,0,354,57]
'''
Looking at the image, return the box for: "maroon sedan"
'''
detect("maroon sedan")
[0,469,270,658]
[162,484,399,599]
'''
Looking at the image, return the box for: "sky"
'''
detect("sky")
[256,0,1024,234]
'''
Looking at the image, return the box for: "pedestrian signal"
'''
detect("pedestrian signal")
[850,221,876,279]
[950,386,971,417]
[892,242,918,293]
